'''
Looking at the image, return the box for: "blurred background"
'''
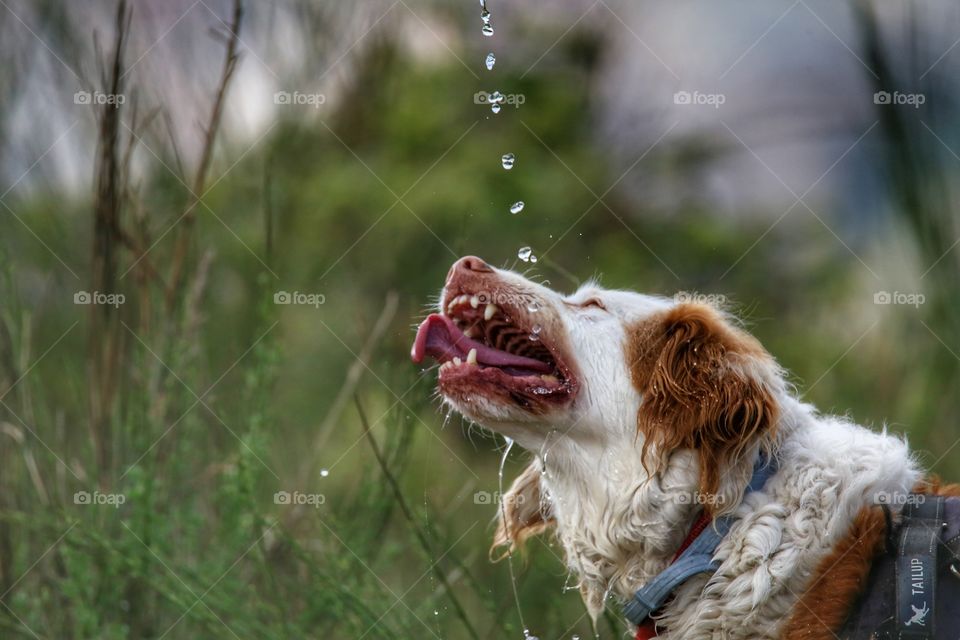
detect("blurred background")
[1,0,959,638]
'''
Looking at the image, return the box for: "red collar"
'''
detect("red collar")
[634,512,713,640]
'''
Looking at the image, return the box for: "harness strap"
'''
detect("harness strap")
[896,496,945,639]
[623,452,778,632]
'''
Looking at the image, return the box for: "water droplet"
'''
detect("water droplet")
[320,468,329,477]
[434,610,439,616]
[482,23,494,36]
[501,152,515,170]
[518,246,533,262]
[491,103,501,114]
[499,437,513,482]
[481,9,491,24]
[527,300,540,312]
[529,324,542,341]
[485,52,496,70]
[510,201,524,215]
[489,91,504,103]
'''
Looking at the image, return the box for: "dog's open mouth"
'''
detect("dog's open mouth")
[411,291,575,408]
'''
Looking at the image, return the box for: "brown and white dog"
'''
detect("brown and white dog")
[411,256,957,639]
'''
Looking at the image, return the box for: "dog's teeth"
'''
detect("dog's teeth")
[453,357,462,366]
[470,295,480,308]
[467,348,478,365]
[484,303,498,320]
[541,374,559,384]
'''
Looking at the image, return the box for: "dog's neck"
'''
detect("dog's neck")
[527,406,784,619]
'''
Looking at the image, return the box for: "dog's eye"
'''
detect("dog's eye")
[580,297,606,311]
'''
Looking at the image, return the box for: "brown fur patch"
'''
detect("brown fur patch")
[913,474,960,497]
[785,478,960,637]
[627,303,778,510]
[490,462,555,560]
[784,506,888,640]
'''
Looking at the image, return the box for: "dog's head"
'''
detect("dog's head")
[412,256,782,542]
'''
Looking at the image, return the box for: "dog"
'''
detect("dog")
[411,256,960,639]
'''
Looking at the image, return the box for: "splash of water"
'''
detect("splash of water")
[528,324,541,341]
[518,246,537,263]
[498,436,533,638]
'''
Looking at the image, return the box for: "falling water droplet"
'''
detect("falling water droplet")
[529,324,542,341]
[481,9,491,24]
[485,52,496,70]
[482,23,494,36]
[518,246,536,262]
[491,102,501,114]
[320,468,329,477]
[501,153,515,169]
[499,437,513,483]
[490,91,504,103]
[510,201,525,215]
[434,610,439,616]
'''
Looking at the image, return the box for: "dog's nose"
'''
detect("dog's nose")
[448,256,493,281]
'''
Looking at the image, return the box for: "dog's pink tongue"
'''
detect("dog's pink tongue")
[411,314,551,372]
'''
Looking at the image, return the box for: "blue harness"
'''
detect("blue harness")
[622,453,779,626]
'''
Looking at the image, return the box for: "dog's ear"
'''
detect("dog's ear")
[490,461,554,560]
[628,303,779,508]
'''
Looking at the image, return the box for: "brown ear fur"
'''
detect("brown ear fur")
[629,303,779,509]
[490,461,554,560]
